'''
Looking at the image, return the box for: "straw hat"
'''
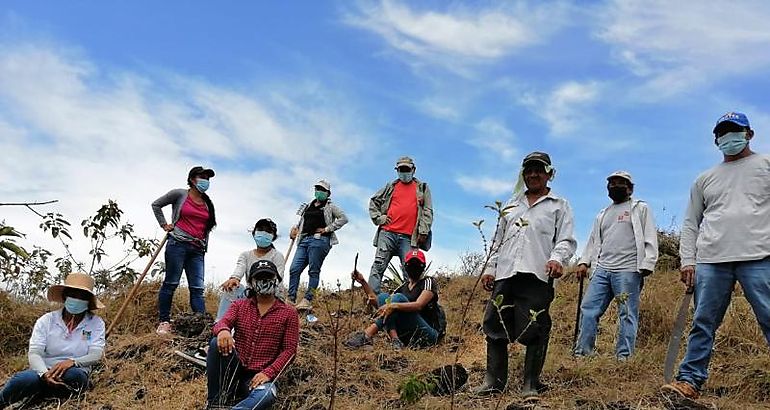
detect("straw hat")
[47,272,105,310]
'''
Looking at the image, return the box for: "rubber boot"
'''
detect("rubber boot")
[520,343,547,400]
[473,340,508,396]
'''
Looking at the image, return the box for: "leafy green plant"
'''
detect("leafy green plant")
[1,199,161,299]
[0,225,29,260]
[450,200,520,409]
[318,281,344,410]
[398,373,438,405]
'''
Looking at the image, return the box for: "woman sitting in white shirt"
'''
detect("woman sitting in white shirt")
[0,273,106,408]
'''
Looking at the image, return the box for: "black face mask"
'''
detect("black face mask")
[608,186,629,203]
[405,263,424,281]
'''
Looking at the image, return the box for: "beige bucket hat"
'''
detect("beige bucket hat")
[47,272,105,310]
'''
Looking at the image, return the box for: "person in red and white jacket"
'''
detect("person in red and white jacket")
[206,260,298,409]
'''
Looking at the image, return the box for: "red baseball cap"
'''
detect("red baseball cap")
[405,249,426,265]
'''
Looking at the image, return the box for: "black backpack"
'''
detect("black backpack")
[426,303,447,342]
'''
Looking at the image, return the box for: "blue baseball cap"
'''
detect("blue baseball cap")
[713,112,750,133]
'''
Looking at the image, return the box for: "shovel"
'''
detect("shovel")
[106,234,168,337]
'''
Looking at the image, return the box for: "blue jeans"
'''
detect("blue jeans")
[374,293,438,347]
[0,368,89,406]
[158,236,206,322]
[288,236,331,302]
[217,284,246,321]
[368,230,413,294]
[206,338,277,409]
[575,268,642,358]
[677,258,770,390]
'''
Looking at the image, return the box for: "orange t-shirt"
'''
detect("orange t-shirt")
[382,181,418,235]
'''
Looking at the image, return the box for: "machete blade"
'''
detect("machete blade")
[663,286,694,383]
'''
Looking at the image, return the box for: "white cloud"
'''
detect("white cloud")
[343,0,568,65]
[419,98,461,121]
[596,0,770,97]
[471,117,518,161]
[456,175,511,196]
[521,81,600,136]
[0,42,395,293]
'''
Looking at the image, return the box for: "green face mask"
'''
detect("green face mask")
[314,190,329,201]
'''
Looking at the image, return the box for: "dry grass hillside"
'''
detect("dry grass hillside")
[1,270,769,410]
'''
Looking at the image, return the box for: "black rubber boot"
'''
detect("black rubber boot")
[521,343,547,400]
[473,340,508,396]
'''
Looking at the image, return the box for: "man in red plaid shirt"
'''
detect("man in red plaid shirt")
[206,260,299,409]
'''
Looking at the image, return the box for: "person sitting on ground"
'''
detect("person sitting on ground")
[218,218,285,320]
[206,260,299,410]
[0,273,106,409]
[344,249,445,350]
[176,218,286,367]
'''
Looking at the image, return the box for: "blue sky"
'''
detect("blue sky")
[2,1,770,288]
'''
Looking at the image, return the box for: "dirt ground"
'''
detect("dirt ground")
[1,272,769,409]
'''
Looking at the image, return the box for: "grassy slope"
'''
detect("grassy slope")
[1,272,769,410]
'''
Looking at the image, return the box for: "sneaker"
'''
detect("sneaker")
[661,380,700,400]
[175,348,207,368]
[296,299,313,311]
[391,338,405,351]
[156,321,172,335]
[343,331,372,349]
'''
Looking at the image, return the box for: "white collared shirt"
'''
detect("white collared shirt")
[483,190,577,283]
[28,309,106,373]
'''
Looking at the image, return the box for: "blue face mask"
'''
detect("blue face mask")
[717,132,749,156]
[195,178,210,193]
[253,231,273,248]
[398,171,414,183]
[64,297,90,315]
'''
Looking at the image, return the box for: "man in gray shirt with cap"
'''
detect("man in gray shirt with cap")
[574,170,658,360]
[663,112,770,400]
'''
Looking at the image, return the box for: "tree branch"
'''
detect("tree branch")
[0,200,59,207]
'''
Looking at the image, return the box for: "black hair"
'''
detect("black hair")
[61,288,95,313]
[404,258,426,279]
[252,218,279,240]
[607,179,634,195]
[714,122,751,137]
[187,175,217,233]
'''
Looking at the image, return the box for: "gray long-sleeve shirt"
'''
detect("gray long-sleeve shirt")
[680,153,770,266]
[229,247,286,282]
